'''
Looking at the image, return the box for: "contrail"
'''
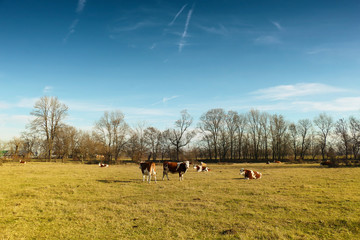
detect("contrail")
[169,4,188,26]
[179,6,194,52]
[182,7,193,38]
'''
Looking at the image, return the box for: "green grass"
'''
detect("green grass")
[1,162,359,239]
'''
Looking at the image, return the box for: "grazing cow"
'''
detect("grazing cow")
[98,163,109,168]
[163,161,190,181]
[240,168,262,180]
[19,160,26,164]
[139,162,156,183]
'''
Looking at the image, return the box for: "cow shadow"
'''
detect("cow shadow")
[233,178,247,180]
[97,179,136,183]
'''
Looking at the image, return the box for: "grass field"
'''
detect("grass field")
[1,162,360,239]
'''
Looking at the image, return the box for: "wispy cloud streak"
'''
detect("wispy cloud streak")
[179,5,194,52]
[76,0,87,13]
[63,19,79,43]
[64,0,87,43]
[271,21,283,30]
[152,95,179,105]
[252,83,347,100]
[169,4,188,26]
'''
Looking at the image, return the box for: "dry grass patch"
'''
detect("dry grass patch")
[1,162,359,239]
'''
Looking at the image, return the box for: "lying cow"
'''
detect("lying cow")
[193,163,210,172]
[163,161,190,181]
[139,162,157,183]
[98,163,109,168]
[19,160,26,164]
[240,168,262,180]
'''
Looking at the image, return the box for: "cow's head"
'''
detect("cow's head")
[184,161,190,169]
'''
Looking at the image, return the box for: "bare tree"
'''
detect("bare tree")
[199,108,225,162]
[167,110,195,161]
[53,125,77,161]
[349,116,360,159]
[314,113,333,161]
[93,110,128,163]
[235,113,247,160]
[247,109,263,161]
[260,112,270,161]
[270,114,288,161]
[29,96,68,161]
[297,119,312,160]
[225,111,239,161]
[335,118,350,160]
[144,127,162,161]
[288,123,299,161]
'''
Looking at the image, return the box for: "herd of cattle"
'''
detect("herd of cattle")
[138,160,262,183]
[17,158,333,183]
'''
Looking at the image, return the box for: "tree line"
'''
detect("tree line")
[1,96,360,165]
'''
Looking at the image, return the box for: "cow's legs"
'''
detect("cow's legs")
[143,174,146,182]
[162,171,169,180]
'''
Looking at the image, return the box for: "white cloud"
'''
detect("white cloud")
[252,83,347,100]
[293,97,360,112]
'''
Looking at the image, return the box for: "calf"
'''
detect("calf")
[139,162,157,183]
[163,161,190,181]
[98,163,109,168]
[240,168,262,180]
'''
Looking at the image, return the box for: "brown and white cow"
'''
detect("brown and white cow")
[19,160,26,164]
[162,161,190,181]
[98,163,109,168]
[139,162,157,183]
[193,162,210,172]
[240,168,262,180]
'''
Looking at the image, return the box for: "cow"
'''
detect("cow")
[274,161,281,163]
[162,161,190,181]
[19,160,26,164]
[98,163,109,168]
[240,168,262,180]
[193,162,210,172]
[139,162,156,183]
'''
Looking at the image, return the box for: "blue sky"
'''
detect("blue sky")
[1,0,360,140]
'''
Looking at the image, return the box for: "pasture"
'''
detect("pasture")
[1,162,359,239]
